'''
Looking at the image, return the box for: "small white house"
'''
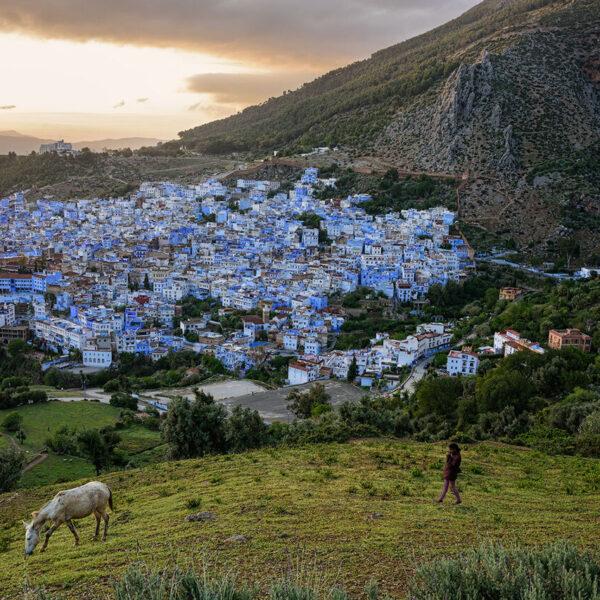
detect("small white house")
[446,347,479,377]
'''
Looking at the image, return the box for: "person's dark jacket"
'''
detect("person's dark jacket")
[443,451,462,481]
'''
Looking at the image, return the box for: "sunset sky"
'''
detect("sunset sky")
[0,0,478,141]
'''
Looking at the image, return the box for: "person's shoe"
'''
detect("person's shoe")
[452,501,462,505]
[435,500,443,504]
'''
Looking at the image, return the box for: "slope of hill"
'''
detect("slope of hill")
[163,0,600,259]
[0,152,236,200]
[1,440,599,598]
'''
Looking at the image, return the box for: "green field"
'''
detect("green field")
[118,424,162,454]
[19,454,95,489]
[0,402,162,488]
[0,401,122,452]
[1,440,599,599]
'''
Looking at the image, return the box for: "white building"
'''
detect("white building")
[288,359,320,385]
[83,348,113,368]
[447,347,479,376]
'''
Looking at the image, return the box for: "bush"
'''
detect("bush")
[225,405,269,453]
[0,447,26,492]
[110,393,138,411]
[46,426,79,456]
[1,411,23,432]
[409,540,600,599]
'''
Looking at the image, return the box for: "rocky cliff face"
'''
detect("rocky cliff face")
[375,1,600,255]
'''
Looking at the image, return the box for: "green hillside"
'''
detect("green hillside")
[1,440,599,598]
[160,0,569,154]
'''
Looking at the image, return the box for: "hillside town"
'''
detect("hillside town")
[0,167,478,386]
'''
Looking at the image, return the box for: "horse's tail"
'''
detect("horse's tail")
[108,488,114,512]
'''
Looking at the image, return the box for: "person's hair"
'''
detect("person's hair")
[449,442,461,452]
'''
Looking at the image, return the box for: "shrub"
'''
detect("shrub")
[110,393,138,411]
[46,426,79,455]
[1,411,22,432]
[225,405,269,453]
[0,447,26,492]
[409,540,600,599]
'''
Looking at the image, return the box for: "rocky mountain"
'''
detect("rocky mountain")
[165,0,600,260]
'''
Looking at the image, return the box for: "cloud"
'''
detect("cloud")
[136,97,148,103]
[0,0,478,69]
[186,72,314,105]
[113,100,125,108]
[0,105,15,110]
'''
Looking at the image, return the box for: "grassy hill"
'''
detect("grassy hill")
[0,401,163,488]
[1,439,599,598]
[0,152,235,200]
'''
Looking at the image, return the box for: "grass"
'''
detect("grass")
[0,401,122,452]
[1,440,600,599]
[0,402,162,488]
[19,454,95,489]
[117,425,162,454]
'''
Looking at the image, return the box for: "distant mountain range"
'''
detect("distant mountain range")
[0,131,161,154]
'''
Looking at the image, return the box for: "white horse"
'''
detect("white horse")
[23,481,113,556]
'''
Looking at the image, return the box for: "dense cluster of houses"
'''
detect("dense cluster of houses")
[289,322,454,387]
[0,167,474,383]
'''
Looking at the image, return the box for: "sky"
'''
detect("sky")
[0,0,479,141]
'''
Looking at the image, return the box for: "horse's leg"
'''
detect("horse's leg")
[66,520,80,546]
[99,510,109,541]
[39,522,60,552]
[92,511,101,540]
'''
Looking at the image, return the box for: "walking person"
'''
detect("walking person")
[436,442,462,504]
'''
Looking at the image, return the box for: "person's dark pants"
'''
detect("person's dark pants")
[438,478,461,502]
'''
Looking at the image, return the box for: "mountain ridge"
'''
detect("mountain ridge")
[0,132,161,155]
[153,0,600,260]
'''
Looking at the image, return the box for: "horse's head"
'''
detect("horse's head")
[23,520,41,557]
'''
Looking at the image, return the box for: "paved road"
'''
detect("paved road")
[218,380,365,423]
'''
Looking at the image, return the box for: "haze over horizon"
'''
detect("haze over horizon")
[0,0,478,141]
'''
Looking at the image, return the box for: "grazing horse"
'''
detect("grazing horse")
[23,481,113,556]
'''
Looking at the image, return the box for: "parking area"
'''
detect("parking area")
[217,380,366,423]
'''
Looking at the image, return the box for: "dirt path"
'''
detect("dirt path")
[0,432,48,472]
[23,453,48,473]
[0,431,19,451]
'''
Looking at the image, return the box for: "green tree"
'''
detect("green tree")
[415,376,464,418]
[476,369,533,414]
[161,391,228,459]
[347,357,359,382]
[0,447,26,492]
[201,354,226,374]
[287,382,331,419]
[143,273,151,290]
[7,339,29,358]
[76,428,121,475]
[225,405,268,452]
[109,393,138,411]
[1,411,23,432]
